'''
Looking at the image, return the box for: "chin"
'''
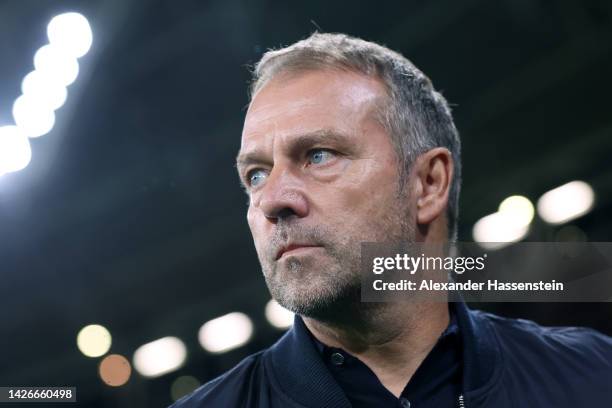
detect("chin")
[274,276,362,320]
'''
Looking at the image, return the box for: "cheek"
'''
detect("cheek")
[339,160,399,210]
[320,171,399,238]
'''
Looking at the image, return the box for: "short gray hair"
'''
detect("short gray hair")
[249,32,462,241]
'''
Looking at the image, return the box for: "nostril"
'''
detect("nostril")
[265,207,297,221]
[277,207,297,220]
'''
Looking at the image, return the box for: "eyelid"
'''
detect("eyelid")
[244,167,268,187]
[308,147,334,155]
[306,147,340,162]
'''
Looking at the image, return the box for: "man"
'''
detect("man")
[172,33,612,407]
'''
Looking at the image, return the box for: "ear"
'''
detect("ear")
[413,148,453,226]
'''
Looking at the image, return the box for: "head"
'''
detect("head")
[236,33,461,320]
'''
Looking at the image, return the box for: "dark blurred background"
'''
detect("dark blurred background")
[0,0,611,406]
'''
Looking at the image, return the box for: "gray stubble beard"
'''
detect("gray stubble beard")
[259,195,415,324]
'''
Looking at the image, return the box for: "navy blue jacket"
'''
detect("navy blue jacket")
[171,302,612,407]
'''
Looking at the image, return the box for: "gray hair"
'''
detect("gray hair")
[249,32,462,241]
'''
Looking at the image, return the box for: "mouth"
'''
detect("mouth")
[275,243,322,260]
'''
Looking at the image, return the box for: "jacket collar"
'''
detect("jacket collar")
[264,301,502,407]
[265,313,352,407]
[453,300,503,403]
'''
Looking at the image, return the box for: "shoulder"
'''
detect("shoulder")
[469,310,612,405]
[476,310,612,353]
[170,350,267,408]
[474,310,612,372]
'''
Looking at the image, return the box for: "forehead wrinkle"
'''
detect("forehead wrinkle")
[244,72,385,139]
[245,99,319,129]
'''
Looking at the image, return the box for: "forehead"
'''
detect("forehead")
[240,69,387,151]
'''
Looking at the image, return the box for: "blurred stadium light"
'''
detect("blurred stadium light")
[265,299,294,329]
[537,181,595,225]
[0,12,92,177]
[12,94,56,138]
[133,336,187,378]
[198,312,253,354]
[0,126,31,176]
[99,354,132,387]
[47,12,93,58]
[21,70,67,111]
[473,195,534,249]
[77,324,112,358]
[498,195,535,226]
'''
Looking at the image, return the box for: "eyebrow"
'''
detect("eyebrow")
[235,129,351,174]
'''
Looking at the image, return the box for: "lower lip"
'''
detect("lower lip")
[278,246,322,259]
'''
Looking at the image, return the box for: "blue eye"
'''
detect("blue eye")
[248,169,268,187]
[309,149,333,165]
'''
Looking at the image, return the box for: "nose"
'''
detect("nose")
[255,166,309,222]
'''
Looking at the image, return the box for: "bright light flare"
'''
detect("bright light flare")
[0,126,32,175]
[33,44,79,87]
[47,12,93,58]
[537,181,595,225]
[21,70,67,111]
[77,324,112,358]
[198,312,253,354]
[133,336,187,378]
[265,299,294,329]
[12,95,56,138]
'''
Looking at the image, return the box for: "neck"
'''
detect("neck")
[302,301,450,397]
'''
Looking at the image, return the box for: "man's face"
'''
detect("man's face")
[238,69,415,318]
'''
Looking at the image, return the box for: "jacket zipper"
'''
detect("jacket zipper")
[457,394,465,408]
